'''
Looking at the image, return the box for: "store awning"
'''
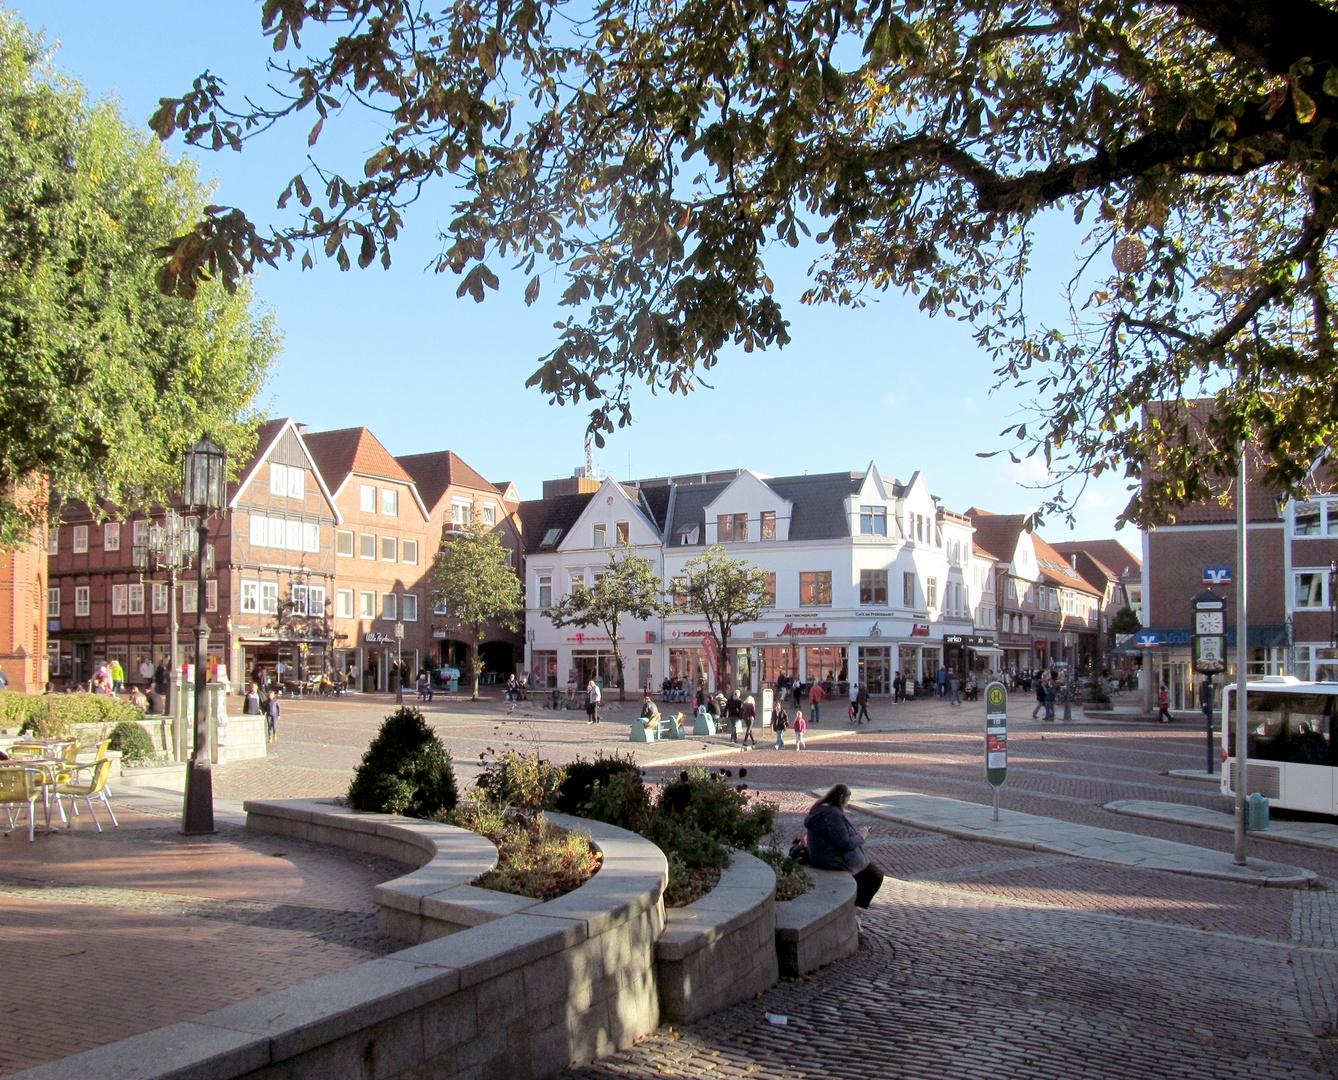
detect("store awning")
[969,646,1005,657]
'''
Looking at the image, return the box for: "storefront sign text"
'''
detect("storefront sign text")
[779,622,828,637]
[911,623,931,637]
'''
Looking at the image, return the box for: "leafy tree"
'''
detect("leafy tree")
[0,13,277,546]
[546,535,670,700]
[429,511,523,699]
[682,546,768,691]
[151,1,1338,526]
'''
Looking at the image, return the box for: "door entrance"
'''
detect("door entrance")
[859,647,891,695]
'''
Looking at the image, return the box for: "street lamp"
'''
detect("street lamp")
[180,436,227,836]
[132,510,194,758]
[395,620,405,704]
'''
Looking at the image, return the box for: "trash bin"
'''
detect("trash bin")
[1246,791,1270,832]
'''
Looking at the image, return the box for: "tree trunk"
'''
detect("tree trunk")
[614,648,626,701]
[470,633,481,700]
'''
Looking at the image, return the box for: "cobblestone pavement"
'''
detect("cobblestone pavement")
[0,808,401,1075]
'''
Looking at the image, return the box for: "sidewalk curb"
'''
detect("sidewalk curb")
[1105,798,1338,855]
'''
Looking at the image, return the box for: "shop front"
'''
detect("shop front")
[238,633,328,691]
[944,634,1002,676]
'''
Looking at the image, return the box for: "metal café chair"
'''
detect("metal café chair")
[0,764,50,841]
[55,758,119,832]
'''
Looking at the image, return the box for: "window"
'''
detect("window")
[859,506,887,536]
[538,574,552,609]
[129,583,144,615]
[593,524,607,548]
[270,463,288,496]
[261,582,279,615]
[152,583,168,614]
[483,504,496,527]
[800,571,832,607]
[241,581,259,613]
[1295,501,1323,535]
[303,523,320,553]
[718,513,748,542]
[763,572,776,607]
[1295,571,1327,608]
[382,593,398,620]
[926,576,938,609]
[75,586,90,617]
[132,520,149,549]
[285,520,303,551]
[671,577,689,610]
[360,591,376,619]
[291,585,308,617]
[860,569,888,605]
[359,533,376,559]
[250,514,269,547]
[182,582,198,615]
[402,594,418,622]
[761,511,776,540]
[451,499,473,525]
[287,467,305,500]
[935,522,943,547]
[505,549,514,569]
[46,587,60,619]
[402,539,418,565]
[307,585,326,617]
[47,528,58,556]
[206,580,218,612]
[360,485,377,512]
[434,597,448,615]
[111,585,128,615]
[541,527,563,547]
[104,522,121,551]
[73,526,88,554]
[336,529,354,556]
[382,489,398,516]
[337,589,354,618]
[381,535,398,562]
[616,520,629,542]
[904,572,916,607]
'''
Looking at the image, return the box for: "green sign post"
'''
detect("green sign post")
[985,680,1007,820]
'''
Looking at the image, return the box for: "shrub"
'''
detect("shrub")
[754,847,811,902]
[0,691,141,737]
[582,768,654,834]
[1089,680,1112,704]
[107,720,157,766]
[555,751,642,815]
[347,707,458,818]
[476,749,564,812]
[655,768,775,851]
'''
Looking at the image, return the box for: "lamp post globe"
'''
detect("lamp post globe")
[181,436,227,836]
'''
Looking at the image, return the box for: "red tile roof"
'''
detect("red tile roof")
[396,451,497,512]
[303,428,414,490]
[1050,540,1141,581]
[1032,535,1103,595]
[965,508,1027,567]
[229,418,291,499]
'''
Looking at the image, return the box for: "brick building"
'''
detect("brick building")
[0,532,48,693]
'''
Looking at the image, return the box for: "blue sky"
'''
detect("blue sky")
[12,1,1140,554]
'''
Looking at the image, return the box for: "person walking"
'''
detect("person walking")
[740,693,757,748]
[1044,679,1057,722]
[948,672,962,706]
[1157,683,1172,723]
[937,666,948,698]
[892,671,903,703]
[808,680,824,724]
[794,709,807,750]
[1032,677,1047,719]
[849,680,860,721]
[804,785,885,915]
[772,697,789,750]
[265,692,281,743]
[109,658,124,696]
[138,655,154,690]
[586,679,602,724]
[855,682,871,723]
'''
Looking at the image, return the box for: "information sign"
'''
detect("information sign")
[1192,590,1227,675]
[985,681,1007,788]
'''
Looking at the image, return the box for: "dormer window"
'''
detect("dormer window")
[761,511,776,540]
[859,506,886,535]
[679,525,700,546]
[541,527,563,548]
[718,513,747,543]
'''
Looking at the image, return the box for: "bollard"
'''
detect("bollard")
[1246,791,1270,832]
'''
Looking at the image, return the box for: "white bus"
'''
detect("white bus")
[1221,676,1338,814]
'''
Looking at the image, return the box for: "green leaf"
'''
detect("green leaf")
[1324,66,1338,97]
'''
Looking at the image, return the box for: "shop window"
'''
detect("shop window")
[73,526,88,554]
[860,569,888,605]
[761,511,776,540]
[403,539,418,565]
[337,589,354,618]
[859,506,887,535]
[241,581,259,613]
[718,513,747,542]
[261,582,279,615]
[336,529,354,556]
[382,489,398,516]
[800,571,832,606]
[104,522,121,551]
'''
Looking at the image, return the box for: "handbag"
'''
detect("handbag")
[788,835,810,863]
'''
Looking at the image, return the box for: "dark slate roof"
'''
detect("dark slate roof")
[765,472,864,541]
[636,484,672,535]
[517,492,596,554]
[666,481,731,545]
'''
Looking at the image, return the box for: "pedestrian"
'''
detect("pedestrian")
[243,683,262,714]
[849,680,859,721]
[1157,683,1172,723]
[808,680,824,724]
[772,697,789,750]
[154,660,167,694]
[138,655,154,690]
[948,673,961,706]
[741,693,757,748]
[892,671,903,703]
[109,657,124,696]
[804,784,884,913]
[265,692,280,743]
[792,678,804,710]
[1032,677,1046,719]
[640,693,661,734]
[855,682,871,723]
[937,665,948,698]
[794,709,807,750]
[1044,679,1057,722]
[586,679,602,724]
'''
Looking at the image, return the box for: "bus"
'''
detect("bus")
[1221,676,1338,814]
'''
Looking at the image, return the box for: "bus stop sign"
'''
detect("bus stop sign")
[985,681,1007,788]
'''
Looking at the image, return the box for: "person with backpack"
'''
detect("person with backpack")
[772,697,789,750]
[794,709,807,750]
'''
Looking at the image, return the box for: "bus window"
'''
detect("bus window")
[1239,691,1337,766]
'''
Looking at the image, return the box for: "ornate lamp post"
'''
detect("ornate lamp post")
[132,510,194,758]
[181,436,227,835]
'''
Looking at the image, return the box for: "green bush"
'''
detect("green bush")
[347,707,458,818]
[1089,680,1112,704]
[476,749,564,812]
[655,768,775,851]
[0,691,142,738]
[107,720,156,766]
[583,768,654,834]
[555,752,642,815]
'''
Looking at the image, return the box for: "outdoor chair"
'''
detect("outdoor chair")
[55,758,118,832]
[0,764,48,841]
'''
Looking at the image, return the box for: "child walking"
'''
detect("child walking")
[794,710,807,750]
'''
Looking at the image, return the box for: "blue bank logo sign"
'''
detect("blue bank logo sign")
[1203,565,1232,585]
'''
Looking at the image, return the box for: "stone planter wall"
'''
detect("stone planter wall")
[774,868,858,977]
[655,849,778,1024]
